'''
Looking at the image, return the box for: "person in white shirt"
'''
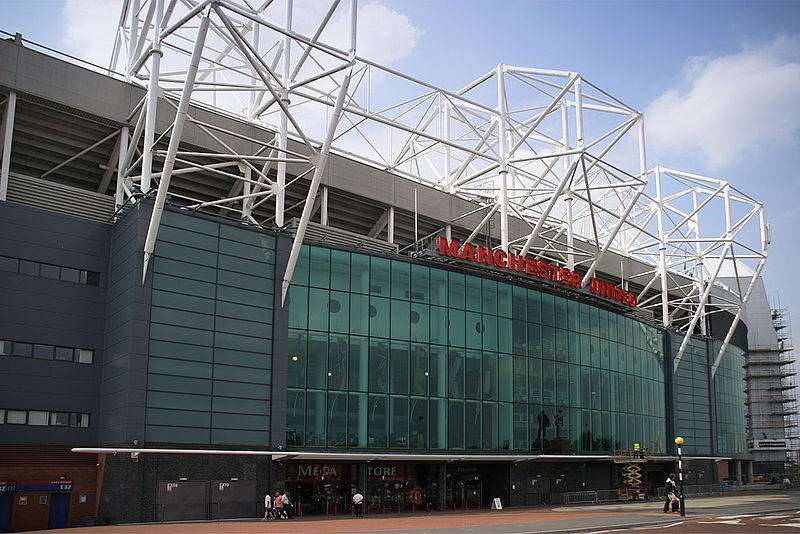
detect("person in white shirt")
[352,489,364,517]
[263,492,273,520]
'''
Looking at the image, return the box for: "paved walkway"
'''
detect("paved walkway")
[43,489,800,534]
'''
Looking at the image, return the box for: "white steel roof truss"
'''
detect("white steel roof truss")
[106,0,767,372]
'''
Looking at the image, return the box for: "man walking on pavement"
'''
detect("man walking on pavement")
[352,488,364,517]
[663,473,679,513]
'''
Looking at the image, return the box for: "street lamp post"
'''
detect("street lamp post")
[675,437,686,517]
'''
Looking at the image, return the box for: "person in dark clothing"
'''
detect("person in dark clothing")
[663,473,679,513]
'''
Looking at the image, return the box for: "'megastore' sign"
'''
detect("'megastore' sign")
[437,237,636,307]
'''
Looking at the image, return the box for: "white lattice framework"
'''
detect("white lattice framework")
[104,0,768,374]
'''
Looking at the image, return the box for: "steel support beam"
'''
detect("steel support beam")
[0,91,16,201]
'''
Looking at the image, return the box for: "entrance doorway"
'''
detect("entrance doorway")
[47,493,70,529]
[448,475,482,509]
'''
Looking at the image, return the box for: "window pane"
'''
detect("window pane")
[350,254,369,294]
[59,267,80,283]
[464,350,483,399]
[369,339,389,393]
[12,343,32,357]
[79,414,90,427]
[19,260,39,276]
[0,340,11,355]
[40,264,60,279]
[391,261,410,300]
[410,265,429,302]
[0,256,19,272]
[55,347,74,361]
[448,400,464,449]
[390,396,408,447]
[309,247,330,288]
[7,410,26,424]
[327,392,347,447]
[77,349,94,364]
[368,394,387,447]
[330,250,350,291]
[33,344,54,360]
[370,257,390,296]
[390,341,409,394]
[329,292,350,334]
[27,411,49,426]
[465,401,481,449]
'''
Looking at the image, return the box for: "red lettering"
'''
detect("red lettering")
[438,237,459,257]
[549,264,559,281]
[507,252,525,272]
[559,268,570,284]
[493,249,507,268]
[571,271,582,288]
[525,259,537,275]
[537,261,548,278]
[476,246,494,266]
[461,243,476,261]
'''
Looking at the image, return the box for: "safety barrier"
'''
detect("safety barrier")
[562,490,599,504]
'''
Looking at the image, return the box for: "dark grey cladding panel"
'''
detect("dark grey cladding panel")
[0,202,107,447]
[0,39,143,124]
[0,425,97,447]
[99,203,152,447]
[0,201,111,270]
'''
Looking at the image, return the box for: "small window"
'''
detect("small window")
[6,410,26,424]
[19,260,40,276]
[12,343,32,357]
[76,349,93,364]
[55,347,74,361]
[78,414,90,428]
[40,264,60,279]
[28,411,49,426]
[0,256,18,272]
[85,272,100,286]
[50,412,70,426]
[39,495,48,505]
[33,344,54,360]
[60,267,80,283]
[0,341,11,355]
[0,409,5,423]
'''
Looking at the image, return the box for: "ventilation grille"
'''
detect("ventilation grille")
[0,445,98,466]
[287,218,398,255]
[8,173,115,223]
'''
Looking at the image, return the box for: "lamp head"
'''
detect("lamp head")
[674,436,685,446]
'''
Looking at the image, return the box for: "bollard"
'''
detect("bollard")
[397,502,400,514]
[412,503,416,513]
[426,502,430,513]
[382,503,386,513]
[334,502,338,515]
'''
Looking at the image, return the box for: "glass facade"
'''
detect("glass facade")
[286,244,667,453]
[146,211,275,446]
[713,341,747,454]
[672,336,713,455]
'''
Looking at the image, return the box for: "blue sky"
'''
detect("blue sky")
[2,0,800,352]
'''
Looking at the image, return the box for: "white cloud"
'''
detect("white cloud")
[62,0,122,67]
[323,1,421,65]
[646,35,800,169]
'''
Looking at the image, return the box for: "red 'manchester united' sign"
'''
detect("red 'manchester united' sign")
[437,237,637,307]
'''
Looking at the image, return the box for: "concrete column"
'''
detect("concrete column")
[438,463,448,511]
[735,460,743,486]
[746,460,753,485]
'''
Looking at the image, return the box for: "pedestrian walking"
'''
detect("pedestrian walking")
[663,473,679,513]
[352,488,364,517]
[263,492,273,520]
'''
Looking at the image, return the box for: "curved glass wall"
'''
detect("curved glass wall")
[286,244,667,453]
[713,341,747,455]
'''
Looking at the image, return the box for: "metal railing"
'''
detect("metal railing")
[563,483,737,505]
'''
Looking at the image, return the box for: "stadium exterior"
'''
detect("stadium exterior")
[0,1,776,530]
